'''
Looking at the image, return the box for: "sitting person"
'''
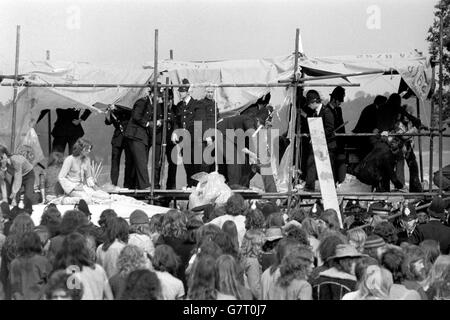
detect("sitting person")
[58,138,109,203]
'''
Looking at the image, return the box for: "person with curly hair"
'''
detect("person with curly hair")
[109,244,149,299]
[267,245,314,300]
[155,209,194,291]
[240,229,265,299]
[153,244,185,300]
[244,209,265,231]
[354,265,393,300]
[35,204,62,250]
[44,269,84,300]
[46,210,88,264]
[207,193,247,247]
[419,239,441,277]
[423,255,450,299]
[342,255,380,300]
[402,245,427,299]
[96,217,129,278]
[10,231,52,300]
[120,269,162,300]
[187,254,235,300]
[373,221,398,245]
[317,209,341,236]
[284,224,310,246]
[148,213,164,244]
[53,232,113,300]
[380,247,421,299]
[260,238,301,300]
[310,231,347,278]
[0,213,35,299]
[58,138,109,202]
[215,254,252,300]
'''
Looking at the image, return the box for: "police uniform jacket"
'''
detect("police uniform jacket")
[124,96,152,146]
[105,106,131,147]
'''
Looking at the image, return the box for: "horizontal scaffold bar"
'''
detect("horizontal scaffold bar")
[0,82,360,88]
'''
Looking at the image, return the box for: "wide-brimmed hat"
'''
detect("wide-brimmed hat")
[265,227,284,242]
[428,196,447,219]
[129,209,149,225]
[328,244,367,260]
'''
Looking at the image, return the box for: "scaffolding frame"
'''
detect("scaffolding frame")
[1,26,447,206]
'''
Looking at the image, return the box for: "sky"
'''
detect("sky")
[0,0,440,67]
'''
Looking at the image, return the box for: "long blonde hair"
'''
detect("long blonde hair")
[422,255,450,294]
[358,265,393,300]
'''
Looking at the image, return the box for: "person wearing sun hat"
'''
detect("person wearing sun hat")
[312,244,367,300]
[128,209,154,258]
[409,195,450,254]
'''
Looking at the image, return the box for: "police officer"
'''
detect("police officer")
[195,86,220,174]
[171,79,199,187]
[124,87,154,189]
[104,104,132,188]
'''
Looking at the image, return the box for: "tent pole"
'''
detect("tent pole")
[287,28,300,211]
[10,25,21,152]
[438,11,444,195]
[170,50,173,60]
[160,77,169,191]
[47,50,52,155]
[151,29,159,204]
[429,96,435,192]
[416,97,423,182]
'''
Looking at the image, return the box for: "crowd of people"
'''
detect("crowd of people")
[0,192,449,300]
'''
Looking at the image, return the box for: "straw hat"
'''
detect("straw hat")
[328,244,367,260]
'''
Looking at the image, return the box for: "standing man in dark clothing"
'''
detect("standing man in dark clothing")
[163,91,178,190]
[409,196,450,254]
[304,90,337,191]
[327,86,346,184]
[104,104,132,188]
[216,107,272,188]
[171,79,199,187]
[38,108,92,154]
[195,86,220,174]
[123,89,153,190]
[352,95,388,159]
[353,135,404,192]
